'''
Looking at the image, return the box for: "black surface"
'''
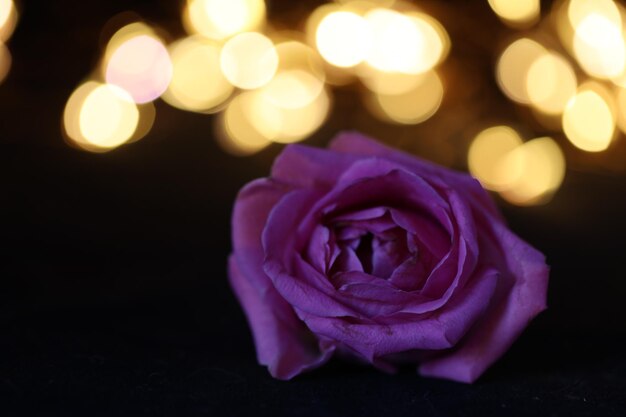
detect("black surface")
[2,1,626,416]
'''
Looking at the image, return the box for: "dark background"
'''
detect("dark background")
[1,0,625,415]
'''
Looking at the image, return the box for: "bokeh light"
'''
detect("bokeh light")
[0,0,17,41]
[368,70,443,124]
[262,70,324,109]
[359,67,425,95]
[497,38,547,104]
[406,12,449,73]
[364,8,424,73]
[105,34,173,103]
[563,84,616,152]
[64,82,140,152]
[615,87,626,134]
[572,13,625,79]
[468,126,524,192]
[163,36,234,112]
[487,0,540,27]
[469,127,565,205]
[526,51,577,115]
[183,0,266,40]
[274,40,325,83]
[0,41,10,84]
[220,32,278,89]
[247,85,331,143]
[315,11,372,68]
[568,0,621,28]
[499,137,566,206]
[217,92,272,156]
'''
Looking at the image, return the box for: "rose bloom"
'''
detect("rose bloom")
[228,132,549,383]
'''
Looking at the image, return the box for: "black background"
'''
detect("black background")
[1,1,625,416]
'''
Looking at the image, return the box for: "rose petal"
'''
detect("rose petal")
[301,268,499,360]
[271,143,360,189]
[329,131,503,222]
[230,179,335,378]
[418,224,549,383]
[229,256,335,379]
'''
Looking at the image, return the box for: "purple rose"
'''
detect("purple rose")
[228,131,549,383]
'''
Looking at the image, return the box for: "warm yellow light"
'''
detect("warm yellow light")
[247,86,331,143]
[79,84,139,148]
[359,67,425,95]
[163,36,234,112]
[526,52,577,115]
[497,38,547,104]
[220,32,278,89]
[262,70,324,109]
[315,11,372,68]
[573,13,626,78]
[468,126,524,192]
[105,34,172,103]
[487,0,540,26]
[500,137,566,206]
[615,87,626,134]
[364,9,423,73]
[568,0,621,28]
[102,22,157,64]
[130,102,156,144]
[371,70,443,124]
[0,0,17,41]
[64,82,139,151]
[217,92,272,156]
[274,40,325,80]
[0,41,10,84]
[563,86,615,152]
[183,0,266,40]
[406,12,449,73]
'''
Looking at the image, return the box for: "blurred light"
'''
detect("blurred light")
[163,36,234,112]
[315,11,372,68]
[468,126,524,191]
[500,137,566,206]
[0,0,17,41]
[615,87,626,134]
[497,38,547,104]
[568,0,621,28]
[563,85,615,152]
[573,13,625,78]
[406,12,450,72]
[183,0,265,40]
[129,102,156,144]
[274,40,325,81]
[526,51,577,115]
[370,70,443,124]
[217,92,272,156]
[105,34,173,103]
[248,86,331,143]
[220,32,278,89]
[487,0,540,26]
[364,9,423,73]
[102,22,157,63]
[262,70,324,109]
[359,67,425,95]
[64,82,139,152]
[0,41,10,84]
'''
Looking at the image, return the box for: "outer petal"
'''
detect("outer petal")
[229,256,335,379]
[300,268,499,361]
[329,131,503,221]
[230,179,334,379]
[271,143,361,189]
[418,224,549,383]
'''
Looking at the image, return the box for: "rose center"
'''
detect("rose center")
[330,226,416,280]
